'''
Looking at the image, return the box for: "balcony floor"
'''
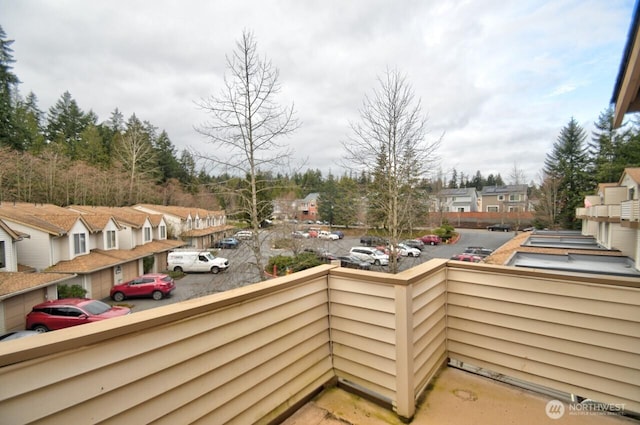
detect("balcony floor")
[282,367,637,425]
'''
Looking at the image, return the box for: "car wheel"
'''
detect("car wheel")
[152,290,163,301]
[503,228,508,232]
[430,241,435,245]
[173,266,183,273]
[112,292,125,302]
[408,253,415,257]
[374,259,381,266]
[33,325,48,333]
[210,266,220,274]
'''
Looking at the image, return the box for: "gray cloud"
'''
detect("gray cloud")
[1,0,632,184]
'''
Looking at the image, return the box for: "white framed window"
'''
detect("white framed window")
[160,225,166,239]
[508,206,520,212]
[487,206,499,212]
[73,233,86,255]
[106,230,116,249]
[509,194,520,202]
[497,195,505,201]
[0,241,5,268]
[144,227,151,242]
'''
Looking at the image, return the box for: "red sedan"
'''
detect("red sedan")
[110,273,175,302]
[26,298,130,332]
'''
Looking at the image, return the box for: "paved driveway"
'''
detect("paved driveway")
[120,228,514,312]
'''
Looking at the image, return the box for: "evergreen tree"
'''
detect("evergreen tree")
[46,91,90,159]
[448,168,458,188]
[543,117,591,229]
[588,107,625,183]
[0,26,20,149]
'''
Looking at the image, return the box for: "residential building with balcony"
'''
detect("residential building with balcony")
[479,184,529,212]
[435,188,478,212]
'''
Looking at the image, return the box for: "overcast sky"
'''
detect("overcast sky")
[1,0,634,184]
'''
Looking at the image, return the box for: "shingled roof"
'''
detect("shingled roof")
[0,272,76,299]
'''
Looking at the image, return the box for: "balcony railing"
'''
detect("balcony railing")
[621,199,640,221]
[0,261,638,424]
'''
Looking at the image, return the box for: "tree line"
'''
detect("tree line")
[2,24,640,238]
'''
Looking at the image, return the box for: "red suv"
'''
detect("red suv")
[419,234,442,245]
[110,273,175,302]
[26,298,130,332]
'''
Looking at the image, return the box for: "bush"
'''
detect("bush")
[57,284,87,299]
[265,252,323,276]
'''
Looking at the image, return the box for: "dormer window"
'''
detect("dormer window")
[144,227,151,242]
[160,225,166,239]
[73,233,86,255]
[106,230,116,249]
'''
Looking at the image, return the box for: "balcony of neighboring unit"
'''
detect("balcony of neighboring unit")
[0,261,638,424]
[578,204,622,222]
[621,199,640,228]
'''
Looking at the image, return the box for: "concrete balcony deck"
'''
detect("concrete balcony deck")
[285,367,636,425]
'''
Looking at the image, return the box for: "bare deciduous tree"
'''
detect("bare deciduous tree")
[196,30,299,281]
[344,69,442,273]
[114,116,157,205]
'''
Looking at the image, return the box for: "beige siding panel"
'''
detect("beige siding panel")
[330,303,395,329]
[330,290,395,314]
[448,327,640,386]
[329,275,395,299]
[414,318,446,363]
[167,343,331,425]
[414,326,446,375]
[330,316,396,345]
[413,293,446,337]
[448,295,640,339]
[448,308,640,357]
[332,329,396,360]
[333,357,395,392]
[413,280,446,315]
[333,344,396,375]
[448,281,638,321]
[337,370,396,401]
[414,344,447,394]
[448,268,640,304]
[0,282,330,423]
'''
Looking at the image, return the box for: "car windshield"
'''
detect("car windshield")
[83,300,112,315]
[374,249,385,255]
[205,253,216,261]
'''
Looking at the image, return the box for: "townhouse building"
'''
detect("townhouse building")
[577,167,640,271]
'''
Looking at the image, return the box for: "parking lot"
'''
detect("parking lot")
[123,228,514,312]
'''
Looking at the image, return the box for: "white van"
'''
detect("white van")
[167,251,229,274]
[349,247,389,266]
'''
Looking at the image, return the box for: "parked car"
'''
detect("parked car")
[303,248,337,262]
[463,247,494,257]
[0,330,40,342]
[397,243,421,257]
[331,230,344,239]
[420,234,442,245]
[337,255,372,270]
[360,235,387,246]
[26,298,131,333]
[349,247,389,266]
[450,253,483,262]
[401,239,424,250]
[318,230,339,240]
[110,273,176,302]
[292,230,309,238]
[487,223,511,232]
[213,237,240,249]
[234,230,253,240]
